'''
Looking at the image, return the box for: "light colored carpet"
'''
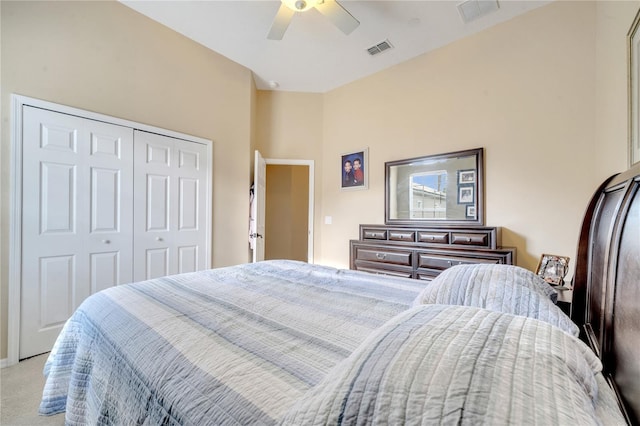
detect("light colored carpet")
[1,354,65,425]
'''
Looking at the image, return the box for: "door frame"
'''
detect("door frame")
[6,94,212,367]
[265,158,315,263]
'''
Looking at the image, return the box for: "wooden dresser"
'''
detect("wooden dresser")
[350,224,515,281]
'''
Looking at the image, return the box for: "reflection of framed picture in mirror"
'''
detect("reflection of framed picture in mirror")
[458,185,474,204]
[465,205,476,218]
[536,254,570,286]
[458,169,476,184]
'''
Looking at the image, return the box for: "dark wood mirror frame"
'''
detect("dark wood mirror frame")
[385,148,485,226]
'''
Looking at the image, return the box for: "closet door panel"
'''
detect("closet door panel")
[174,142,208,273]
[134,132,172,281]
[91,167,121,232]
[40,162,76,234]
[178,246,198,273]
[146,174,170,231]
[90,251,121,293]
[179,177,199,230]
[86,123,134,290]
[20,106,134,359]
[133,131,208,281]
[39,255,75,327]
[146,248,170,279]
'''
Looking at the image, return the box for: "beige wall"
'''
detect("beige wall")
[0,1,254,359]
[595,1,637,176]
[255,91,324,257]
[317,1,622,274]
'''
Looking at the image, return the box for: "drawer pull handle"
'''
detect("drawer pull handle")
[466,237,472,242]
[376,253,387,260]
[447,260,452,265]
[429,236,434,240]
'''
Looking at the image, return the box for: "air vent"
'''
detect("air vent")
[457,0,499,23]
[367,40,393,56]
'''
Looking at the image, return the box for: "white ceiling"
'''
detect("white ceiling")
[121,0,551,93]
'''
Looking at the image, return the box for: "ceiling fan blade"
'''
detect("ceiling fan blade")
[267,3,295,40]
[315,0,360,35]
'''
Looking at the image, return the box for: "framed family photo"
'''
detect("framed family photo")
[536,253,570,286]
[341,148,368,190]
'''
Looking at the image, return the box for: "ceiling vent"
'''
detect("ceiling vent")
[367,40,393,56]
[457,0,499,23]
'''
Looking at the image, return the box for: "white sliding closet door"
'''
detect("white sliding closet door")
[13,97,212,363]
[20,106,134,359]
[133,131,209,281]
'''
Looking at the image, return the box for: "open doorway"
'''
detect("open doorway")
[265,164,310,261]
[252,154,314,263]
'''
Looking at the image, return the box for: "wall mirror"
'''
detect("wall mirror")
[385,148,484,226]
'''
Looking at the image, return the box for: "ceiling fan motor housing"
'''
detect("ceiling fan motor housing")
[269,0,358,40]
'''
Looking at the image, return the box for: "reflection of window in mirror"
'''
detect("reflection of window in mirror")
[409,171,447,219]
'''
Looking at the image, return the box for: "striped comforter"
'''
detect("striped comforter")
[39,260,426,425]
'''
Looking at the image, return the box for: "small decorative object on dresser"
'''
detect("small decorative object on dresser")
[535,253,569,285]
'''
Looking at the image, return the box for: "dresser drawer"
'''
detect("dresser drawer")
[388,230,415,242]
[451,232,490,246]
[417,232,449,244]
[354,265,413,279]
[416,271,437,281]
[418,253,498,270]
[354,247,412,266]
[362,229,388,240]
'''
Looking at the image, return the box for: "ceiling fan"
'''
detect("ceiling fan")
[267,0,360,40]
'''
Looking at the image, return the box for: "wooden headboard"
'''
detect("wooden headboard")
[571,161,640,425]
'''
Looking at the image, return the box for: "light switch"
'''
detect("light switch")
[324,216,332,225]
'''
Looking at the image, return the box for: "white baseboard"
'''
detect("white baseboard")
[1,358,9,368]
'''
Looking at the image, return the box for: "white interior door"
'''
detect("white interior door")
[20,106,133,359]
[133,131,208,281]
[252,150,266,262]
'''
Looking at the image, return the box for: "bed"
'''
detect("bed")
[40,162,640,425]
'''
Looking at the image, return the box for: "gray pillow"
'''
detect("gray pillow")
[412,264,577,336]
